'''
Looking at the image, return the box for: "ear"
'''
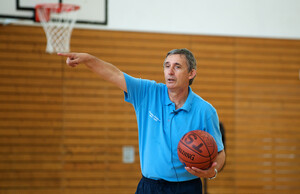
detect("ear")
[189,69,197,80]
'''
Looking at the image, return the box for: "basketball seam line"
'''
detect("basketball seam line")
[193,131,214,164]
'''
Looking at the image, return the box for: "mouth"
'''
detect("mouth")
[167,78,176,83]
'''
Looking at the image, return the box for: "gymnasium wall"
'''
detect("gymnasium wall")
[0,25,299,194]
[104,0,300,40]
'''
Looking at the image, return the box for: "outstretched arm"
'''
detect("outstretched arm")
[58,53,127,92]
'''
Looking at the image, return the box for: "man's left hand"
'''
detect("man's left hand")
[185,162,217,179]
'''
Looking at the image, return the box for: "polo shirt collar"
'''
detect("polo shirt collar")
[164,86,194,113]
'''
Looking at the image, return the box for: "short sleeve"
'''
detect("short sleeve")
[206,110,224,152]
[123,73,156,110]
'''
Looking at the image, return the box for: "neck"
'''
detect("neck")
[168,87,189,110]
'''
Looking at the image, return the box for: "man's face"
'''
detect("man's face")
[164,54,195,90]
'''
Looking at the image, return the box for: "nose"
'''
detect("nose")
[168,67,175,75]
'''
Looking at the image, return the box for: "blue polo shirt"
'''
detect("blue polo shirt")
[124,73,224,182]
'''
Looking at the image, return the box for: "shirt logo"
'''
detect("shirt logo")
[149,111,160,122]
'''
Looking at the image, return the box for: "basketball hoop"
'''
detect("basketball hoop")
[35,3,80,53]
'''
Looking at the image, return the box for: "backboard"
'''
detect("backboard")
[0,0,107,25]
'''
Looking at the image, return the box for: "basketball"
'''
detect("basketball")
[177,130,218,170]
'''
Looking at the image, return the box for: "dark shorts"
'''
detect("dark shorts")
[135,176,202,194]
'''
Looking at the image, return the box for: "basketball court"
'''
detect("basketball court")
[0,0,300,194]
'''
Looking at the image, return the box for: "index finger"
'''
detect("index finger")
[57,52,74,57]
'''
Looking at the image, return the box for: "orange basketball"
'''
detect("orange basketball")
[177,130,218,170]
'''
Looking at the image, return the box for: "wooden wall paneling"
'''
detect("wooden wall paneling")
[234,37,300,193]
[63,31,141,192]
[0,25,64,193]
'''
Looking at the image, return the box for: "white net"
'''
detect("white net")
[36,4,79,53]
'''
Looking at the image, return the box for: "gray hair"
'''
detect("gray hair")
[165,48,197,85]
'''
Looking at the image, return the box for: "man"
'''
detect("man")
[58,48,225,194]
